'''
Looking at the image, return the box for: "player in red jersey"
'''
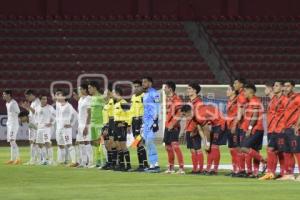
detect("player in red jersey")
[240,84,266,178]
[260,81,288,180]
[225,85,239,176]
[183,83,204,174]
[163,81,185,174]
[276,80,300,181]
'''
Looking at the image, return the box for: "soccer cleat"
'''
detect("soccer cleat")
[276,174,295,181]
[101,163,112,170]
[68,163,79,168]
[235,171,247,178]
[225,171,234,176]
[134,166,147,172]
[258,173,275,180]
[176,168,185,175]
[13,159,21,165]
[295,175,300,181]
[5,160,14,165]
[206,171,218,176]
[190,171,200,175]
[164,168,176,174]
[145,166,160,173]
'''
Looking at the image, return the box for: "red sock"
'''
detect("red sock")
[295,153,300,172]
[291,154,295,173]
[238,152,246,172]
[211,145,220,172]
[253,158,260,176]
[165,145,174,169]
[191,152,198,172]
[245,153,253,174]
[230,148,238,173]
[206,151,213,172]
[278,152,285,176]
[267,148,277,173]
[171,142,184,169]
[196,151,204,172]
[283,153,293,174]
[248,149,263,161]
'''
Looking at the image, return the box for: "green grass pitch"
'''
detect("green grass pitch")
[0,145,299,200]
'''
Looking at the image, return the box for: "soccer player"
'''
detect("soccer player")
[55,89,78,166]
[276,80,300,181]
[129,80,149,171]
[20,89,41,165]
[88,81,105,168]
[102,84,117,170]
[35,95,55,165]
[232,77,248,177]
[163,81,184,174]
[225,85,239,176]
[3,90,21,164]
[240,84,266,178]
[181,102,225,175]
[142,77,160,173]
[260,81,287,180]
[112,87,132,171]
[184,83,204,174]
[76,83,92,167]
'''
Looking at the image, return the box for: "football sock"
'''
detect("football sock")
[165,145,175,169]
[171,142,184,169]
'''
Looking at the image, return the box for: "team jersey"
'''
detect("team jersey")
[113,99,131,125]
[194,104,225,128]
[90,93,104,125]
[36,104,55,129]
[130,93,144,118]
[226,96,238,130]
[55,102,77,130]
[78,95,92,126]
[6,99,20,126]
[237,88,248,128]
[103,98,114,125]
[165,93,182,129]
[267,94,288,133]
[29,98,41,122]
[143,87,160,119]
[241,96,264,133]
[185,96,203,132]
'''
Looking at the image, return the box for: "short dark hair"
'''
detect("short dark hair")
[273,80,284,86]
[181,104,192,113]
[18,110,29,118]
[234,77,247,85]
[285,80,296,87]
[245,83,256,93]
[265,81,274,88]
[114,86,123,96]
[165,81,176,92]
[133,80,142,86]
[73,88,78,94]
[55,88,68,97]
[24,89,36,96]
[3,89,12,96]
[108,82,113,92]
[188,83,201,94]
[229,84,238,96]
[88,80,100,91]
[142,77,153,83]
[80,82,89,91]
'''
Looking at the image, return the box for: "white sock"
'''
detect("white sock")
[30,143,35,162]
[47,146,53,163]
[75,145,81,164]
[65,147,69,163]
[37,147,42,163]
[41,146,47,163]
[68,146,76,164]
[86,144,93,166]
[10,141,18,161]
[102,144,107,162]
[80,144,87,166]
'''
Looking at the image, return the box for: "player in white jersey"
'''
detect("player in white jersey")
[35,95,55,165]
[3,90,21,165]
[20,89,41,165]
[76,83,93,167]
[55,89,78,166]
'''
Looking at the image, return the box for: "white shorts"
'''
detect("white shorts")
[76,125,91,142]
[29,128,36,142]
[36,128,52,144]
[7,125,19,142]
[56,128,72,146]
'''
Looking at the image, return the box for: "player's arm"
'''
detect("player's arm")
[197,124,211,151]
[64,107,77,128]
[246,108,259,137]
[152,91,160,131]
[167,99,182,130]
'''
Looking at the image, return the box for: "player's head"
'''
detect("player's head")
[55,89,67,103]
[88,80,100,96]
[284,80,295,96]
[113,86,123,100]
[244,83,256,98]
[24,89,37,102]
[180,104,193,118]
[133,80,143,95]
[187,83,201,98]
[226,84,238,97]
[79,82,89,96]
[273,80,284,95]
[233,77,246,91]
[264,81,273,97]
[40,94,48,107]
[18,110,29,123]
[2,89,12,102]
[164,81,176,96]
[72,88,80,101]
[142,77,153,90]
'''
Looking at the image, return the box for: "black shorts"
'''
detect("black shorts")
[276,132,287,152]
[241,130,264,151]
[163,128,180,145]
[114,124,127,142]
[211,125,226,145]
[132,117,142,137]
[267,132,277,149]
[285,128,300,153]
[226,129,239,148]
[186,132,201,150]
[237,128,246,146]
[103,118,115,140]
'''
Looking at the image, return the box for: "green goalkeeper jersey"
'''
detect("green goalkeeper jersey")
[90,93,104,125]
